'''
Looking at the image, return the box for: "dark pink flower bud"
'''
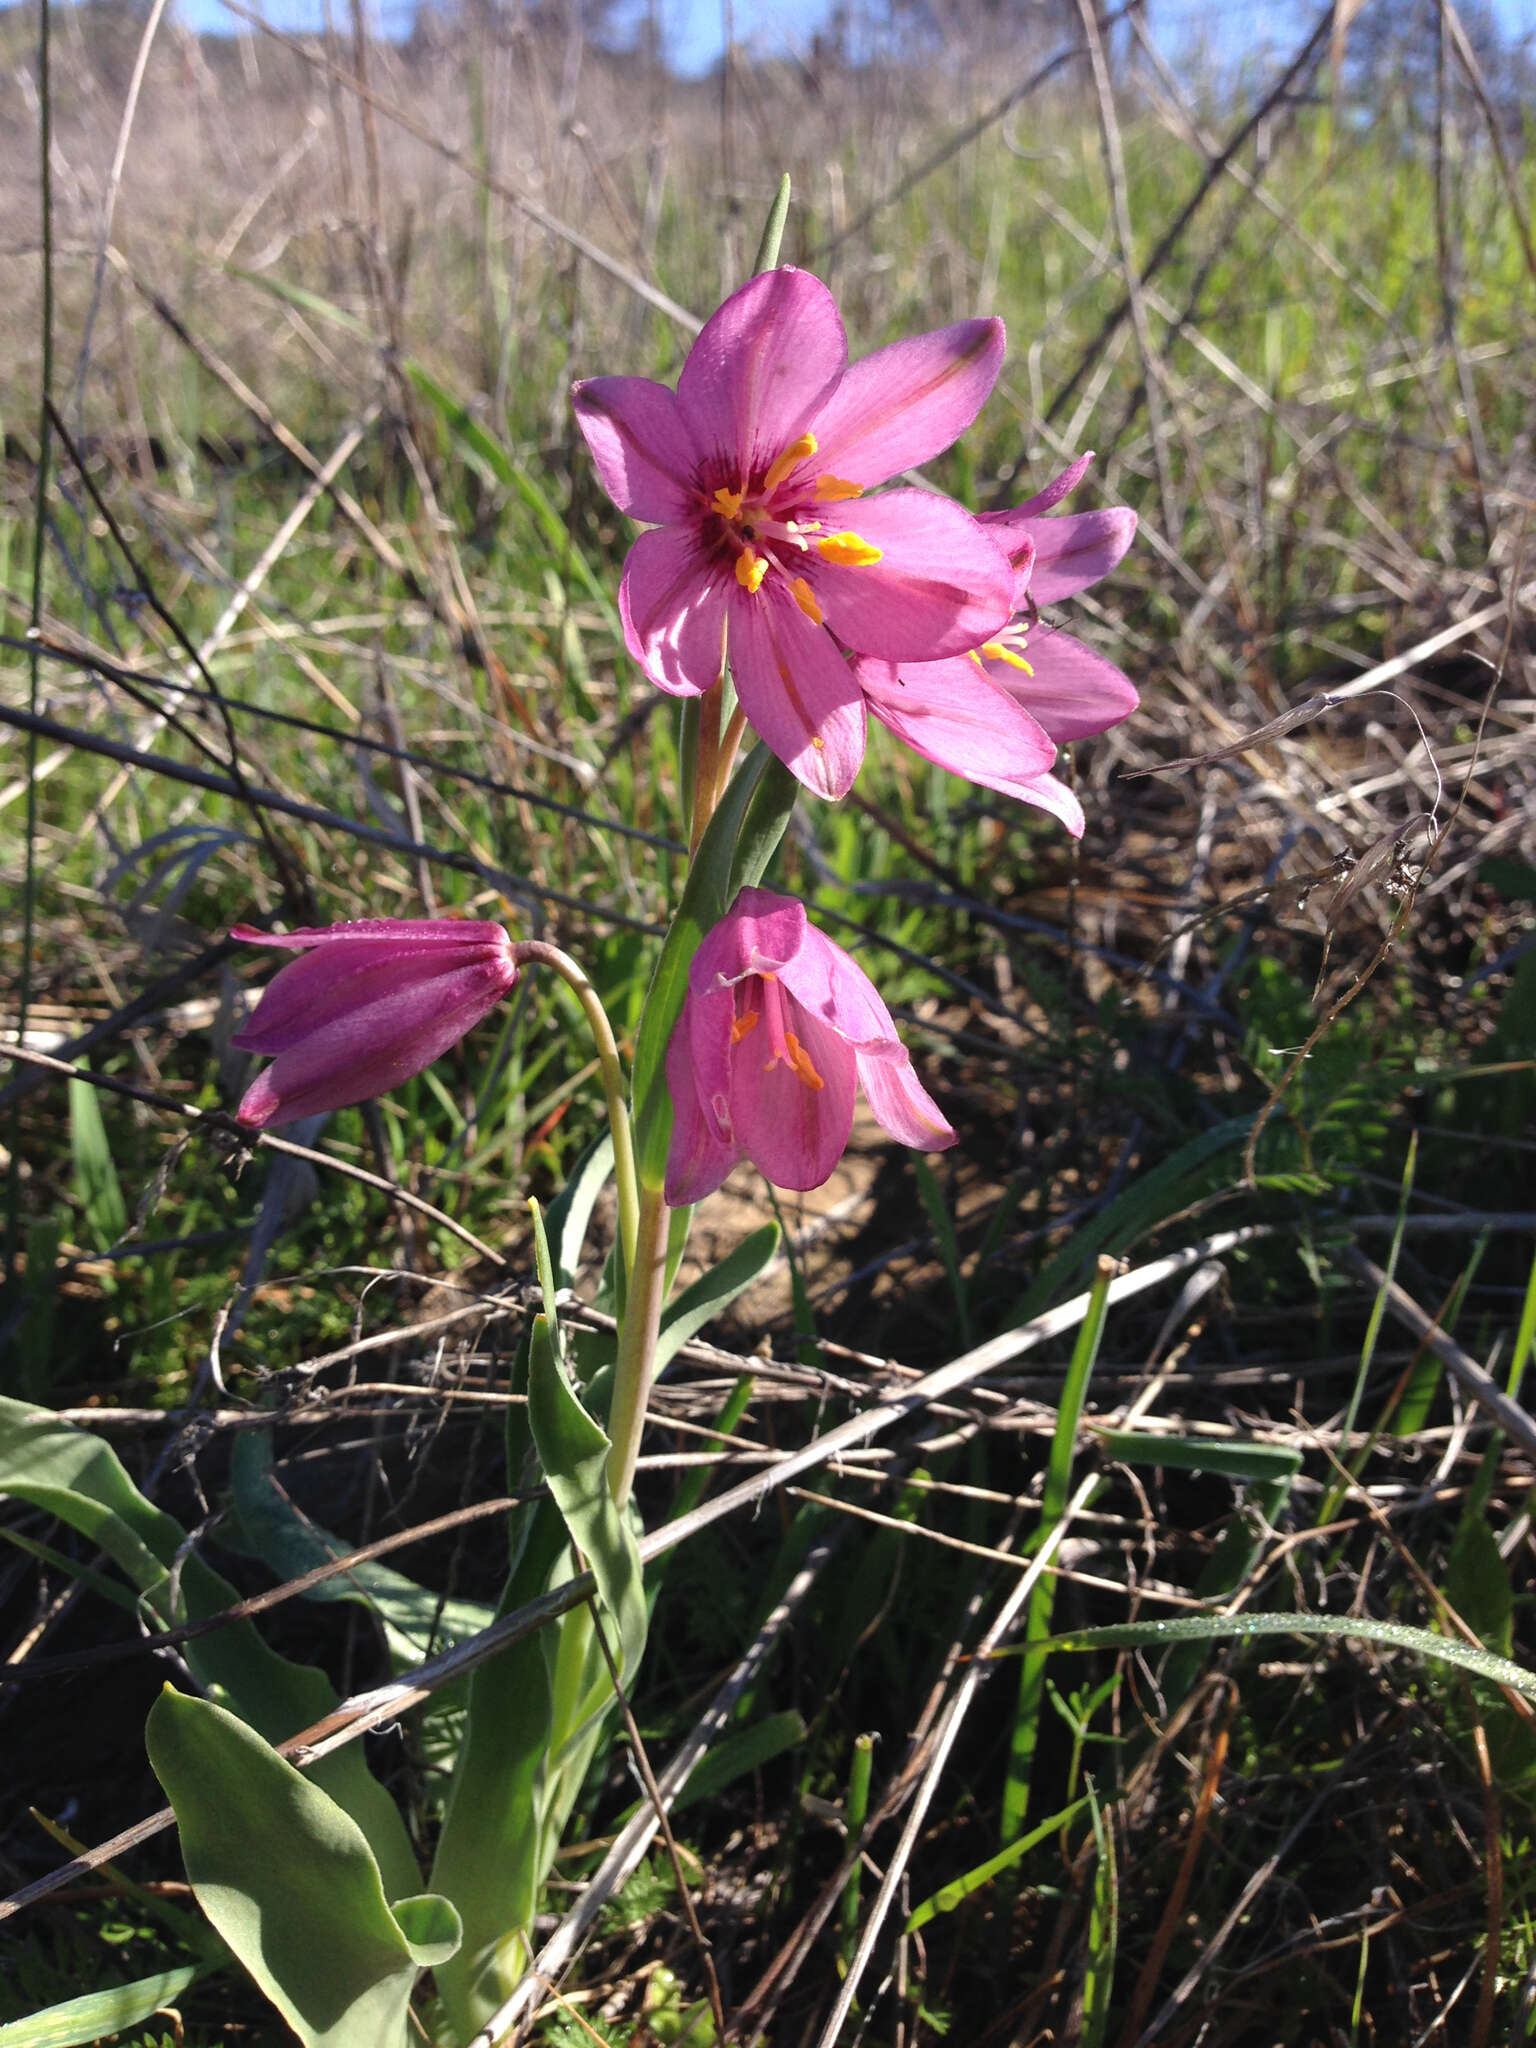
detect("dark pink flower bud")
[230,919,519,1129]
[665,888,955,1205]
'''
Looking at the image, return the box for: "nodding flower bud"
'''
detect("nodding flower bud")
[230,919,520,1129]
[664,887,955,1205]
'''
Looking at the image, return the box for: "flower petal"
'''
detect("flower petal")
[858,655,1055,787]
[619,525,731,697]
[572,377,700,523]
[690,887,808,990]
[982,504,1137,604]
[727,583,867,798]
[803,318,1005,487]
[232,928,512,1053]
[855,1045,956,1151]
[986,629,1139,742]
[665,1023,741,1204]
[729,1001,858,1193]
[810,489,1013,661]
[1014,451,1093,516]
[676,268,846,482]
[998,769,1085,837]
[235,960,513,1127]
[773,915,900,1049]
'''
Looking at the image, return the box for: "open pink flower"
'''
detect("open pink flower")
[665,887,954,1203]
[231,919,519,1128]
[855,455,1139,835]
[573,268,1015,800]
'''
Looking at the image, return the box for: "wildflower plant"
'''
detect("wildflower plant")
[3,182,1137,2047]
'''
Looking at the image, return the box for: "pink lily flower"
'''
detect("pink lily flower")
[664,887,955,1204]
[855,455,1139,836]
[573,267,1017,801]
[231,919,520,1129]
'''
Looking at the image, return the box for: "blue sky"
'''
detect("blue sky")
[22,0,1536,70]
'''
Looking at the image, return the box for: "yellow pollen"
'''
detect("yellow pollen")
[790,576,824,625]
[735,549,768,593]
[814,473,864,502]
[811,736,825,750]
[763,432,818,494]
[731,1008,760,1045]
[712,485,744,518]
[784,1031,825,1091]
[815,531,883,569]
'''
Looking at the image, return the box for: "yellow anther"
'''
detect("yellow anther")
[814,473,864,502]
[966,648,985,667]
[790,577,824,625]
[980,641,1034,675]
[811,735,825,750]
[815,531,883,569]
[712,486,744,519]
[731,1008,760,1045]
[763,432,818,494]
[735,549,768,593]
[784,1032,825,1091]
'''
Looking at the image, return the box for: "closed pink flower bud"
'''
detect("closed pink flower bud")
[665,888,955,1205]
[231,919,519,1129]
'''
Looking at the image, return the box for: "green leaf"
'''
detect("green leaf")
[1445,1509,1513,1659]
[1011,1116,1254,1322]
[654,1224,779,1376]
[228,1429,493,1669]
[68,1075,127,1250]
[631,744,798,1190]
[0,1967,207,2048]
[1041,1612,1536,1694]
[527,1315,647,1702]
[547,1128,616,1289]
[0,1398,418,1901]
[147,1689,459,2048]
[1098,1432,1303,1484]
[904,1798,1088,1934]
[670,1709,805,1813]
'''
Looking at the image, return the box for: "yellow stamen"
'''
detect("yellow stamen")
[735,549,768,593]
[966,648,984,667]
[979,641,1034,675]
[811,736,825,750]
[784,1031,825,1091]
[815,531,883,569]
[814,473,864,502]
[731,1008,760,1045]
[790,576,823,625]
[712,485,744,519]
[763,432,818,494]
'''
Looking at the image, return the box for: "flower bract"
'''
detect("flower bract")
[574,267,1016,799]
[664,886,955,1204]
[231,919,519,1128]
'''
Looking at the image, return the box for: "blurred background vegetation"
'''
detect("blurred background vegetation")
[1,0,1534,2039]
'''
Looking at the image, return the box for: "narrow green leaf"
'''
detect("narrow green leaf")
[68,1075,126,1250]
[671,1709,806,1814]
[1041,1612,1536,1694]
[903,1797,1090,1935]
[751,173,792,273]
[1099,1432,1302,1483]
[915,1157,971,1349]
[0,1967,206,2048]
[654,1223,779,1375]
[147,1689,459,2048]
[547,1128,616,1289]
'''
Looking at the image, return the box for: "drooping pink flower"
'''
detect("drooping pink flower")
[573,268,1017,800]
[231,920,519,1128]
[664,887,955,1204]
[855,455,1139,835]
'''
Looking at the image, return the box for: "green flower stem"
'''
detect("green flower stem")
[606,1179,670,1506]
[514,942,639,1282]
